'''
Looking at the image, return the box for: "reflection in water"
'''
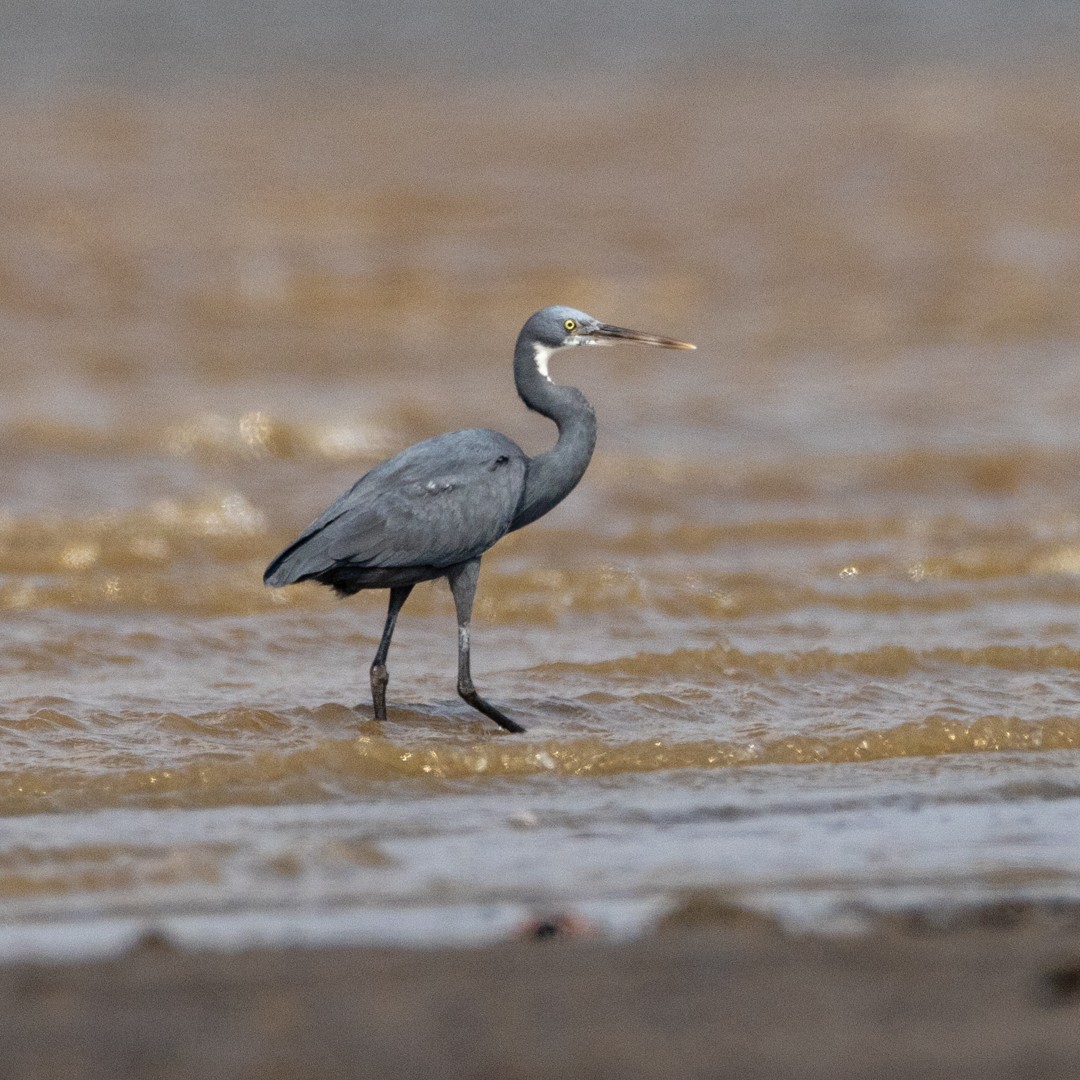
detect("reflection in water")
[4,67,1080,953]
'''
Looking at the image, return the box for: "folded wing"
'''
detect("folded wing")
[264,429,528,587]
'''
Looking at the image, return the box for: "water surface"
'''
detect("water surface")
[4,68,1080,956]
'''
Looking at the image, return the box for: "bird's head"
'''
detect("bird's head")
[522,305,696,379]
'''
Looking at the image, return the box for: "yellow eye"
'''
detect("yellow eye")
[564,319,577,332]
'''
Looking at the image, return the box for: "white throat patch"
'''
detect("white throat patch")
[533,342,555,381]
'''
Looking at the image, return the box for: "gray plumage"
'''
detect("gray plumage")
[264,429,527,593]
[264,305,695,733]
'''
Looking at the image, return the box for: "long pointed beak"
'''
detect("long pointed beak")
[591,323,697,350]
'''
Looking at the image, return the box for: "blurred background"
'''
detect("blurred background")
[5,2,1080,952]
[5,0,1080,81]
[4,0,1080,442]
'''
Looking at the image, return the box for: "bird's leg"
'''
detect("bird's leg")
[369,585,413,722]
[447,560,525,734]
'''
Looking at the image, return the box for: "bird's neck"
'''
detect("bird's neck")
[510,337,598,531]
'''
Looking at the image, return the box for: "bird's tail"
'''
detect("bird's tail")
[263,541,311,587]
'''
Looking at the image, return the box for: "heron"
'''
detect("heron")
[264,305,696,733]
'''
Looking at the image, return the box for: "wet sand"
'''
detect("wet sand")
[5,911,1080,1079]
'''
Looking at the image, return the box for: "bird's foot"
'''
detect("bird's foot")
[369,664,389,722]
[459,687,526,734]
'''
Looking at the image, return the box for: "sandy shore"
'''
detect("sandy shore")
[3,904,1080,1079]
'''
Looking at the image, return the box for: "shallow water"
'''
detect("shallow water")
[5,67,1080,956]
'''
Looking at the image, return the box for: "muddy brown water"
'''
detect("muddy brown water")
[4,68,1080,954]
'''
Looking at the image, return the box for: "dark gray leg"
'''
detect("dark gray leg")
[447,560,525,734]
[369,585,413,722]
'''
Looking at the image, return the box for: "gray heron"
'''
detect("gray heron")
[264,305,696,733]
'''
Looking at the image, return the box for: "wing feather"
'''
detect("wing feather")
[264,429,527,586]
